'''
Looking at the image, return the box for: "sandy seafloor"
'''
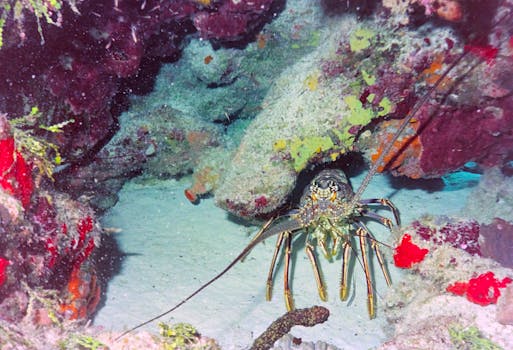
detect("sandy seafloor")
[93,169,479,349]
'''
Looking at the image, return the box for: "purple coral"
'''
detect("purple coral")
[193,0,278,42]
[415,97,513,177]
[413,217,481,256]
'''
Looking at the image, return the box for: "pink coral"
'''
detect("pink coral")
[446,271,512,306]
[0,257,10,286]
[393,234,429,268]
[71,216,96,269]
[0,136,33,209]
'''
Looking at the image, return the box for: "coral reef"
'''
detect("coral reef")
[49,0,327,209]
[0,191,102,322]
[213,0,513,217]
[370,38,513,178]
[0,109,102,325]
[0,0,285,182]
[381,215,513,349]
[1,0,513,348]
[251,306,330,350]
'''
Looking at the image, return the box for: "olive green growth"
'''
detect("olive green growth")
[159,322,199,350]
[344,95,375,125]
[361,69,376,85]
[282,92,390,172]
[9,107,73,180]
[449,325,503,350]
[349,28,375,52]
[0,0,70,48]
[60,335,106,350]
[289,135,336,172]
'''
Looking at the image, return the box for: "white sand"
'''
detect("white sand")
[94,171,475,349]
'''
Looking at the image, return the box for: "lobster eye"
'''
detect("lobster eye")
[318,179,331,189]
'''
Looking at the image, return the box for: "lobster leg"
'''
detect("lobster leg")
[358,220,392,287]
[361,211,395,230]
[266,231,286,301]
[360,198,400,226]
[356,225,375,319]
[305,238,328,302]
[373,239,392,287]
[283,231,294,311]
[339,239,351,301]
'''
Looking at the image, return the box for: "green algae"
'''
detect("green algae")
[349,28,375,52]
[449,325,502,350]
[361,69,376,85]
[289,136,335,172]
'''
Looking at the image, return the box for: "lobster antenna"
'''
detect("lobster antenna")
[114,218,275,340]
[349,49,472,207]
[115,241,255,340]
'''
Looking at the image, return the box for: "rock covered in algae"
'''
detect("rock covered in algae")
[214,18,389,217]
[213,14,464,217]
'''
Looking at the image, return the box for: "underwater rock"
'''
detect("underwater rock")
[55,0,329,211]
[184,39,243,86]
[158,39,250,124]
[58,105,223,212]
[480,218,513,269]
[214,32,350,216]
[496,284,513,325]
[463,168,513,224]
[215,11,495,216]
